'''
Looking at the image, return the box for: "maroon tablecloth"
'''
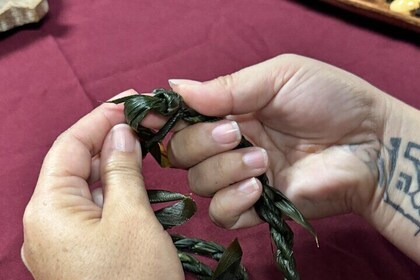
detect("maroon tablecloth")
[1,1,419,279]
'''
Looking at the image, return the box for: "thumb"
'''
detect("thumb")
[100,124,153,218]
[168,56,291,116]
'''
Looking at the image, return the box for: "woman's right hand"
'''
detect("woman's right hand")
[167,54,420,263]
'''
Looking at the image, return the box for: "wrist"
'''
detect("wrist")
[361,92,420,263]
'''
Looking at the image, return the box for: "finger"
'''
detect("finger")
[100,124,154,218]
[168,55,296,116]
[140,112,189,132]
[188,147,268,196]
[89,94,187,188]
[36,89,139,200]
[168,120,241,168]
[87,155,101,184]
[209,178,263,229]
[92,187,104,208]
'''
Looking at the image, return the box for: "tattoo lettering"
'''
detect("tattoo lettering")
[396,172,412,193]
[378,137,420,236]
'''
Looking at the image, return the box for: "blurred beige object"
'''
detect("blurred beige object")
[320,0,420,32]
[390,0,420,15]
[0,0,49,32]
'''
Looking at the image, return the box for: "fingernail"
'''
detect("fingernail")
[211,121,241,145]
[111,124,136,152]
[107,89,138,101]
[242,148,268,169]
[92,187,104,208]
[237,178,259,194]
[168,79,202,87]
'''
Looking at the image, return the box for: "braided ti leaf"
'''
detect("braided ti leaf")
[173,235,248,280]
[178,251,213,279]
[171,234,225,260]
[146,190,248,279]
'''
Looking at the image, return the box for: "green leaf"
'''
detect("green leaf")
[270,187,318,243]
[212,239,247,280]
[178,251,213,279]
[147,190,187,203]
[154,198,197,229]
[124,95,157,130]
[171,235,225,260]
[108,94,163,131]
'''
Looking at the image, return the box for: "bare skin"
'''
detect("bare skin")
[22,90,184,280]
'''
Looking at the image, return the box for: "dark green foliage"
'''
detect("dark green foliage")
[212,239,246,280]
[147,189,188,203]
[171,235,225,260]
[147,190,247,279]
[178,251,214,279]
[171,235,248,280]
[148,190,196,229]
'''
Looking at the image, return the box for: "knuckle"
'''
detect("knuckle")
[103,157,141,178]
[168,134,196,167]
[22,203,38,229]
[22,210,32,229]
[166,138,182,167]
[209,212,224,228]
[212,154,238,183]
[187,152,240,196]
[168,124,208,168]
[209,197,234,229]
[187,161,222,196]
[187,168,200,194]
[53,131,68,144]
[216,74,236,97]
[214,156,227,177]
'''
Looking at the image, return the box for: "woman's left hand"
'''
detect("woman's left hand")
[22,90,184,280]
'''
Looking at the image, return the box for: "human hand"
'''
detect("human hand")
[167,54,388,230]
[22,90,184,280]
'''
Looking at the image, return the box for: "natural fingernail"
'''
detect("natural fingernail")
[242,148,268,169]
[92,187,104,208]
[237,178,260,194]
[111,124,136,152]
[168,79,202,87]
[211,121,241,145]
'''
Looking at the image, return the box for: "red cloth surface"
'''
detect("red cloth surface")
[0,1,419,279]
